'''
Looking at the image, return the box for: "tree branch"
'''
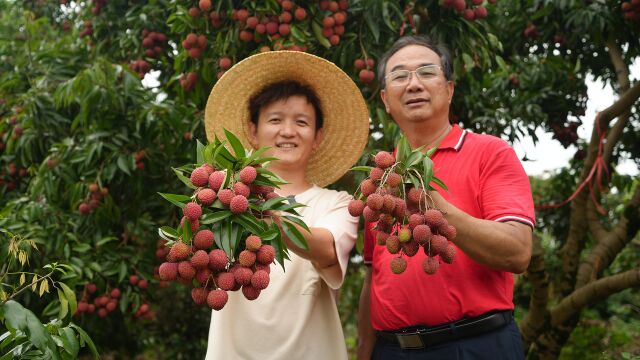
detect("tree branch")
[551,268,640,326]
[606,36,630,93]
[520,234,550,351]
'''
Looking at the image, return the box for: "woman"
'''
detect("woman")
[203,51,369,359]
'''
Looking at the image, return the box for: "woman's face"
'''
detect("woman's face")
[248,95,324,170]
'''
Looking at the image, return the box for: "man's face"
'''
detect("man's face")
[380,45,454,126]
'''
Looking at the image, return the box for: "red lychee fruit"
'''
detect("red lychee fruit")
[178,261,196,280]
[360,179,376,196]
[217,189,235,206]
[408,213,425,229]
[251,269,270,290]
[394,198,407,218]
[359,69,375,83]
[386,172,402,187]
[402,241,420,257]
[257,244,275,265]
[239,250,256,267]
[376,231,389,246]
[217,272,236,291]
[407,187,424,205]
[255,263,271,274]
[390,257,407,274]
[86,283,97,294]
[208,171,226,191]
[138,279,148,289]
[168,242,190,261]
[412,224,432,245]
[159,262,178,281]
[191,287,209,305]
[245,235,262,252]
[110,288,121,298]
[424,209,446,228]
[79,203,91,215]
[196,268,213,285]
[234,266,254,285]
[440,245,456,264]
[363,206,380,222]
[233,182,250,197]
[208,249,228,271]
[239,166,257,184]
[294,7,307,20]
[230,195,249,214]
[423,257,440,274]
[199,0,211,11]
[386,235,401,254]
[190,167,209,187]
[197,188,217,206]
[194,229,215,250]
[183,202,202,221]
[369,167,385,182]
[191,250,210,269]
[242,285,261,300]
[207,289,228,310]
[129,275,139,285]
[348,199,365,217]
[180,216,200,232]
[98,308,108,317]
[366,193,384,211]
[430,234,449,255]
[439,224,457,240]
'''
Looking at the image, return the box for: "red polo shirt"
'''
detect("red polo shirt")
[363,124,535,330]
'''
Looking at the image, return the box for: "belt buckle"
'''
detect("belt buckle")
[396,330,425,349]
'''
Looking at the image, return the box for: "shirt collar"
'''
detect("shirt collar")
[437,124,467,152]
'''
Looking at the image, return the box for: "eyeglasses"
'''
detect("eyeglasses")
[385,65,443,87]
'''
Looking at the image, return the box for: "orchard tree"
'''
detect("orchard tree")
[1,0,638,358]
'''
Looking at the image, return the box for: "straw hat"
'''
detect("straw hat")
[204,51,369,188]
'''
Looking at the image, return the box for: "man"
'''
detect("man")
[357,35,535,359]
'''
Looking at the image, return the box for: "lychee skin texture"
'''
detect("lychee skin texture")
[363,206,380,222]
[402,241,420,257]
[239,250,256,267]
[439,224,457,240]
[366,193,384,211]
[180,217,199,232]
[360,179,377,197]
[374,151,395,169]
[194,230,214,250]
[196,268,212,285]
[217,189,235,206]
[245,235,262,252]
[251,270,270,290]
[386,235,401,254]
[408,187,424,204]
[376,231,389,245]
[217,272,236,291]
[178,261,196,280]
[209,171,226,190]
[197,188,217,206]
[398,227,412,243]
[413,224,432,245]
[191,250,210,269]
[390,257,407,274]
[430,234,449,255]
[424,209,446,228]
[208,249,228,271]
[183,202,202,221]
[369,167,385,182]
[168,242,190,261]
[256,245,275,265]
[191,287,209,305]
[79,203,91,215]
[242,285,261,300]
[440,245,456,264]
[230,195,249,214]
[233,182,250,197]
[190,167,210,187]
[348,199,365,217]
[239,166,257,184]
[234,266,254,285]
[423,257,440,274]
[159,262,178,281]
[386,172,402,187]
[382,195,396,213]
[255,263,271,274]
[207,289,228,310]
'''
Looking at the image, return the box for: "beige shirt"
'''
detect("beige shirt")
[205,185,358,360]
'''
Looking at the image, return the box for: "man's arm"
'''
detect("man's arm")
[357,266,376,359]
[431,192,533,274]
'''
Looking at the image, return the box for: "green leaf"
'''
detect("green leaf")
[213,142,235,169]
[396,136,409,164]
[311,21,332,48]
[0,301,61,360]
[68,324,99,359]
[196,140,205,164]
[282,215,310,233]
[426,147,437,157]
[243,147,271,167]
[406,150,424,167]
[224,128,247,160]
[422,156,434,189]
[200,211,232,225]
[182,218,193,243]
[281,220,309,250]
[116,155,131,176]
[57,289,68,320]
[158,193,190,209]
[159,226,178,239]
[495,55,508,72]
[350,166,374,172]
[172,168,197,190]
[233,213,265,235]
[58,327,79,357]
[431,176,449,191]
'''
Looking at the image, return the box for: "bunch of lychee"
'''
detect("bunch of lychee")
[158,232,275,311]
[134,149,146,170]
[1,161,28,193]
[141,29,167,59]
[355,58,375,84]
[622,0,640,21]
[348,151,457,275]
[216,56,233,79]
[129,59,151,79]
[90,0,107,15]
[76,283,121,318]
[318,0,349,46]
[441,0,490,21]
[78,182,109,215]
[182,33,207,59]
[79,20,93,38]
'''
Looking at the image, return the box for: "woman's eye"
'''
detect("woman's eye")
[296,120,308,126]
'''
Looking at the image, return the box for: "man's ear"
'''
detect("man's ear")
[247,122,259,148]
[380,89,390,113]
[313,127,324,152]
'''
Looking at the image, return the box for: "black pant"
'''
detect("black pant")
[372,321,525,360]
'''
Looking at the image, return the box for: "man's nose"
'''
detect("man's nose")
[405,71,425,91]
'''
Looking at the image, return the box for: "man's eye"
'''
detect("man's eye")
[391,73,409,80]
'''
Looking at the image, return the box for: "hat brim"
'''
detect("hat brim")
[204,51,369,188]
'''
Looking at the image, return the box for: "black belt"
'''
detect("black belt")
[377,310,513,349]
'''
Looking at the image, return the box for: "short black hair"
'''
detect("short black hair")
[248,81,324,130]
[377,35,454,88]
